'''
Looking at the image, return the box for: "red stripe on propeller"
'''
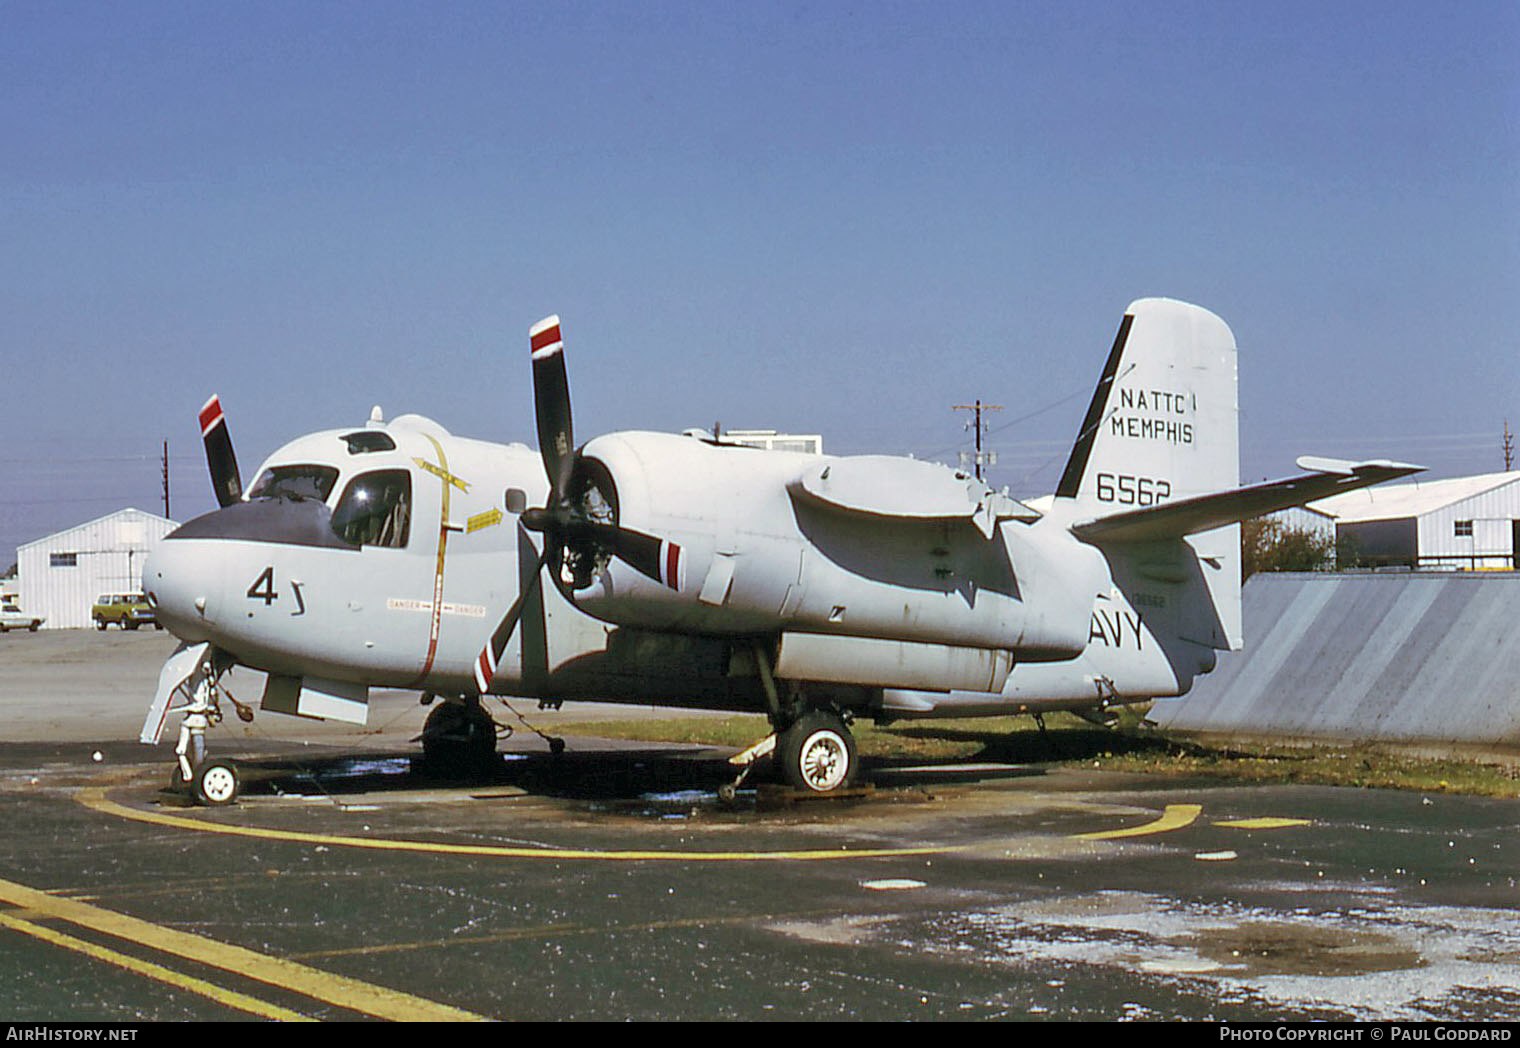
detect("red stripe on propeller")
[530,324,562,354]
[198,396,224,437]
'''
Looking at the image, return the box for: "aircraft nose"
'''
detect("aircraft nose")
[142,531,221,642]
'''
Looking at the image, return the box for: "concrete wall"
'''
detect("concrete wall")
[1153,571,1520,753]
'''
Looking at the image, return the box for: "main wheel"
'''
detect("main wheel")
[192,758,240,806]
[777,711,857,793]
[420,700,499,775]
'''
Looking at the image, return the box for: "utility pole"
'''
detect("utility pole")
[161,440,171,519]
[952,400,1002,481]
[1505,421,1514,472]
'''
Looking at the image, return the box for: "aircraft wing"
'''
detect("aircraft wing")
[787,455,1040,538]
[1070,457,1423,544]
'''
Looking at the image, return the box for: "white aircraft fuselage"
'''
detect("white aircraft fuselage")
[140,299,1422,801]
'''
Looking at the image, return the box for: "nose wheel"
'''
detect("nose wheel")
[170,757,241,806]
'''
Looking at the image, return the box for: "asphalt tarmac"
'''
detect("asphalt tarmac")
[2,629,1518,1022]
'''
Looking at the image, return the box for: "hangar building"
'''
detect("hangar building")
[1274,470,1520,570]
[16,508,178,629]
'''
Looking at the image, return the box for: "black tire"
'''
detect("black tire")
[777,711,857,793]
[95,619,107,631]
[192,758,240,806]
[420,701,499,775]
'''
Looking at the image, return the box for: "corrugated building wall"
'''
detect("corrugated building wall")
[16,508,178,629]
[1153,571,1520,753]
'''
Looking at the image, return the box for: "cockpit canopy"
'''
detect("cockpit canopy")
[247,465,339,503]
[247,464,411,549]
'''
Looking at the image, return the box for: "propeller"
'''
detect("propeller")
[473,316,683,695]
[199,394,243,508]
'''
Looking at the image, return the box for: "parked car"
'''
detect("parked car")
[0,602,45,632]
[92,593,159,630]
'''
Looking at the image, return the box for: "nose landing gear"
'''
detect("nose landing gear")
[160,650,247,806]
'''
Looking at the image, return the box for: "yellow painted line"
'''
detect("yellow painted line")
[0,911,312,1021]
[1073,803,1202,840]
[1217,817,1312,830]
[78,786,952,862]
[0,876,491,1022]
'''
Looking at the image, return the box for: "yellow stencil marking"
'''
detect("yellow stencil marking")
[412,457,471,493]
[0,876,489,1022]
[467,508,503,534]
[1074,803,1202,840]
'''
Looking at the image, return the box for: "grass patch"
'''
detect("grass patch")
[559,711,1520,797]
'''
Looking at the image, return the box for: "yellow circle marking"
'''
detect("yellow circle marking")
[79,773,1274,857]
[78,785,953,862]
[1217,817,1312,830]
[1072,803,1202,840]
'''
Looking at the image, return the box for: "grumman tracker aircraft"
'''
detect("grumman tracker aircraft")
[140,299,1419,805]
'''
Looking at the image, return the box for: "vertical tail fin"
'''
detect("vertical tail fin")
[1056,298,1239,511]
[1059,299,1243,656]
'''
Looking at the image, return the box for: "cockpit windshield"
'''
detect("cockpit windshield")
[248,464,340,503]
[331,469,412,549]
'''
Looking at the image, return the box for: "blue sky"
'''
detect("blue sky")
[3,1,1517,562]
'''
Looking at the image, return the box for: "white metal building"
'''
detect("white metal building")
[717,428,824,454]
[1272,471,1520,570]
[16,508,179,629]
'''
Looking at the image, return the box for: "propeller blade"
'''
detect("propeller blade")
[530,315,576,501]
[473,545,552,695]
[579,521,684,591]
[517,314,683,596]
[522,509,683,592]
[198,395,243,508]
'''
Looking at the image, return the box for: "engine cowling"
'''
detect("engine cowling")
[559,431,1101,661]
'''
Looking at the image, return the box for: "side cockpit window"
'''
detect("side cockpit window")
[248,465,340,503]
[332,469,412,548]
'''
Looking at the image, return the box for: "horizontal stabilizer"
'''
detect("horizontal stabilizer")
[1072,459,1424,543]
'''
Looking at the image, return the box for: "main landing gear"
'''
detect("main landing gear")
[724,645,861,798]
[419,695,501,776]
[417,693,568,778]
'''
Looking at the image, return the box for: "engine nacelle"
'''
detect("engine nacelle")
[563,432,1102,661]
